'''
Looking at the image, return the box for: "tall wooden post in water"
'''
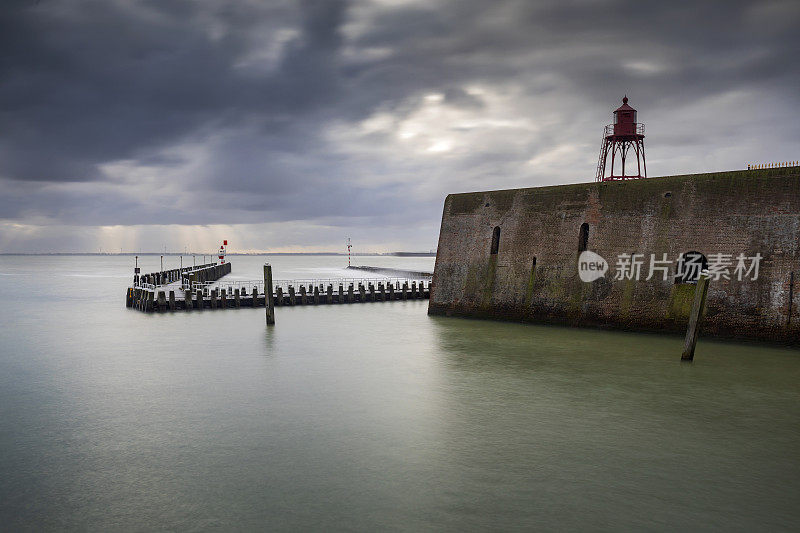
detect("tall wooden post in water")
[681,273,710,361]
[264,263,275,325]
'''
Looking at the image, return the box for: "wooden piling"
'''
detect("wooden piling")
[348,284,354,303]
[234,288,241,308]
[288,286,296,306]
[300,285,307,305]
[338,284,344,304]
[681,273,710,361]
[789,271,794,326]
[327,284,333,304]
[169,290,175,310]
[313,285,320,305]
[196,289,203,310]
[276,287,283,306]
[402,282,408,300]
[264,263,275,325]
[221,290,227,309]
[359,284,366,303]
[252,286,258,307]
[157,291,167,312]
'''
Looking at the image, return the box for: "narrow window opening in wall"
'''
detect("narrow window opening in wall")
[578,223,589,253]
[490,226,501,255]
[675,251,708,284]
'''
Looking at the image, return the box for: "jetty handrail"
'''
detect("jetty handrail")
[272,277,423,286]
[187,277,428,293]
[192,280,264,292]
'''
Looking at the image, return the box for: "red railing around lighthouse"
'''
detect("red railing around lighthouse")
[604,123,645,137]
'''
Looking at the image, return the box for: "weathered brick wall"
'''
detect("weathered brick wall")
[428,167,800,345]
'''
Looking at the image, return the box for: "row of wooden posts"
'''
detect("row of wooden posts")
[183,262,232,288]
[127,275,431,315]
[127,280,431,313]
[134,262,228,288]
[128,262,231,311]
[260,264,432,326]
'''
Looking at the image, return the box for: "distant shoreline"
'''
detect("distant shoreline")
[0,252,436,257]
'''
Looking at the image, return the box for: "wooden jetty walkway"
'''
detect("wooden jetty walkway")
[126,262,431,313]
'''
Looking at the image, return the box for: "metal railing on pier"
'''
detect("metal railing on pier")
[190,277,426,294]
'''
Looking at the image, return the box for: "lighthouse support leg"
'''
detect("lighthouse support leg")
[610,145,616,177]
[636,142,641,178]
[640,140,647,178]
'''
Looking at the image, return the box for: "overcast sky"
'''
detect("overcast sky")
[1,0,798,253]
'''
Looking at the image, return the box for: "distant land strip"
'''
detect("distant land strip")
[0,252,436,256]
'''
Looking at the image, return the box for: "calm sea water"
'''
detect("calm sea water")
[1,255,798,531]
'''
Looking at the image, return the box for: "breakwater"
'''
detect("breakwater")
[346,265,433,278]
[128,273,431,313]
[429,166,800,344]
[126,262,231,312]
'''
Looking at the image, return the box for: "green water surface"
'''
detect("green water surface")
[0,255,798,531]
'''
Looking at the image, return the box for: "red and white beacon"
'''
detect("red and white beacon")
[218,240,227,264]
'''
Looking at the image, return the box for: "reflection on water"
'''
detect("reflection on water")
[0,255,798,531]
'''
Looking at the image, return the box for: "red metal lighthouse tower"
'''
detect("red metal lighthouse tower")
[595,96,646,182]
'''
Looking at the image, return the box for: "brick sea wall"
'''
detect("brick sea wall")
[428,167,800,345]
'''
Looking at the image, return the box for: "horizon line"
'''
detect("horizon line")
[0,251,437,256]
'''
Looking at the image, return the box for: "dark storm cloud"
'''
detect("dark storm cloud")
[1,0,798,249]
[0,0,321,182]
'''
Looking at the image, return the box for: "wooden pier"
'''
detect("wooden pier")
[126,262,431,313]
[126,262,232,312]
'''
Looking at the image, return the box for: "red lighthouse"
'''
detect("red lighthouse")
[595,96,646,182]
